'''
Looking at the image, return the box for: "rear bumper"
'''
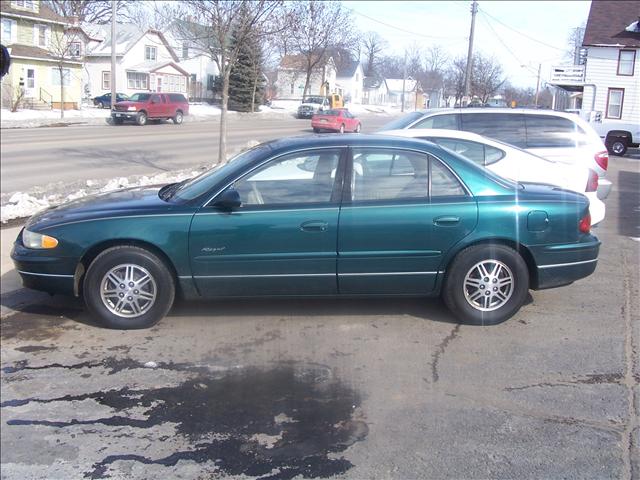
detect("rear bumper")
[597,178,612,200]
[530,235,600,290]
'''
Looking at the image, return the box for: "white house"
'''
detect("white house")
[82,23,189,99]
[275,55,337,100]
[362,76,388,105]
[385,77,421,109]
[335,60,363,104]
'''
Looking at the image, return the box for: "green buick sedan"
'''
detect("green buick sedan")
[11,135,600,329]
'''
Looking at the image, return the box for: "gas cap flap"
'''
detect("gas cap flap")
[527,210,549,232]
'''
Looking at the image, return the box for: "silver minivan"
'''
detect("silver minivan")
[379,108,612,200]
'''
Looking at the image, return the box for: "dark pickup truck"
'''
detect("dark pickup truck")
[111,92,189,126]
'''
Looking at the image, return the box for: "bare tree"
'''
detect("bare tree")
[43,0,131,24]
[283,1,355,97]
[471,53,505,103]
[424,45,449,74]
[178,1,283,163]
[48,28,84,119]
[444,56,466,105]
[378,55,404,78]
[565,22,586,64]
[128,1,177,31]
[361,31,387,77]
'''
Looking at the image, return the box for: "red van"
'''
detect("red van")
[111,93,189,126]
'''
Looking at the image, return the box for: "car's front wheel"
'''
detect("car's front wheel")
[83,246,175,329]
[442,244,529,325]
[173,110,183,124]
[136,112,147,126]
[355,123,361,133]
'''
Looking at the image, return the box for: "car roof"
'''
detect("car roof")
[264,134,438,153]
[411,107,586,120]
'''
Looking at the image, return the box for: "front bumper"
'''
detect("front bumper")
[530,235,601,290]
[111,111,138,121]
[10,236,78,296]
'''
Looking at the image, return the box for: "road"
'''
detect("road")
[0,114,396,193]
[0,152,638,479]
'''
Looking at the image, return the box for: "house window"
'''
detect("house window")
[127,72,149,90]
[34,24,49,47]
[69,42,81,57]
[145,45,157,61]
[617,50,636,76]
[606,88,624,119]
[13,0,35,10]
[51,68,71,86]
[26,68,35,88]
[1,18,16,43]
[102,71,110,90]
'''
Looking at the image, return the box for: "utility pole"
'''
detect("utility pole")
[534,63,541,107]
[463,0,478,103]
[110,0,116,109]
[401,50,407,112]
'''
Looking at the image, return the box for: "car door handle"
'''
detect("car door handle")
[433,216,460,226]
[300,221,328,232]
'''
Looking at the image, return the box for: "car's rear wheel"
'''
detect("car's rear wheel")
[136,112,147,126]
[607,138,628,156]
[98,101,105,109]
[83,246,175,329]
[313,127,321,133]
[173,110,183,124]
[339,124,345,133]
[355,123,361,133]
[442,244,529,325]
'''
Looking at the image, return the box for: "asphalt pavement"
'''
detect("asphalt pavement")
[0,146,639,478]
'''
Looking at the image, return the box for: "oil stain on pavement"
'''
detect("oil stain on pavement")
[2,360,368,479]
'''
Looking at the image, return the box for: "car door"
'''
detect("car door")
[189,148,346,296]
[337,147,478,295]
[147,94,163,118]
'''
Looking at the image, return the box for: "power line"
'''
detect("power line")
[343,5,467,41]
[479,13,538,75]
[478,7,566,52]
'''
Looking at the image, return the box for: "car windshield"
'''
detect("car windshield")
[129,93,150,102]
[303,96,325,104]
[378,111,425,131]
[167,143,272,203]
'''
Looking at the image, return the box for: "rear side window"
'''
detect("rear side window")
[411,114,458,130]
[168,93,187,103]
[430,159,467,197]
[460,113,526,148]
[525,115,586,148]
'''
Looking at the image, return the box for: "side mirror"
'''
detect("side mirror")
[212,187,241,211]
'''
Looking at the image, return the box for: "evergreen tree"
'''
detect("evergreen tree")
[228,25,265,112]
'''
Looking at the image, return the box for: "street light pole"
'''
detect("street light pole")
[401,50,407,113]
[110,1,116,109]
[534,63,541,107]
[464,0,478,103]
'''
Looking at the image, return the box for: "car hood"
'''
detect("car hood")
[26,185,184,231]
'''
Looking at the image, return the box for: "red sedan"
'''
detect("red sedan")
[311,109,361,133]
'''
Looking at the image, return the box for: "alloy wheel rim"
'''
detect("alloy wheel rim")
[612,142,624,154]
[100,264,157,318]
[463,259,514,312]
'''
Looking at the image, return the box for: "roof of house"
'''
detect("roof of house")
[364,76,385,89]
[279,54,334,70]
[82,24,179,61]
[336,59,361,78]
[127,60,189,76]
[7,43,82,64]
[385,78,418,93]
[0,0,67,24]
[582,0,640,47]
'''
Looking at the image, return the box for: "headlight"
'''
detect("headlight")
[22,229,58,249]
[127,106,137,111]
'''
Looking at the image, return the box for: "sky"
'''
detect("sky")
[342,0,592,89]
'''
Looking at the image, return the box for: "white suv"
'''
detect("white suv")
[379,108,612,200]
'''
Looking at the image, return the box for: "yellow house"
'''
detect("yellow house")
[1,0,82,110]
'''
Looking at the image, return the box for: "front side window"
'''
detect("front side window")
[351,148,429,201]
[412,113,458,130]
[460,113,527,148]
[145,45,157,61]
[606,88,624,119]
[617,50,636,76]
[233,150,341,206]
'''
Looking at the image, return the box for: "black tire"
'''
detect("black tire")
[442,244,529,326]
[313,127,321,133]
[173,110,183,124]
[98,101,105,109]
[83,246,175,329]
[113,117,124,125]
[607,138,627,156]
[339,124,345,134]
[136,111,147,126]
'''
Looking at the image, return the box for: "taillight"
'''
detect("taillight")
[586,169,598,192]
[595,151,608,171]
[579,212,591,233]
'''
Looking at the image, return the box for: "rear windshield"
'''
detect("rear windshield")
[129,93,151,102]
[303,96,325,104]
[322,109,342,116]
[378,111,425,131]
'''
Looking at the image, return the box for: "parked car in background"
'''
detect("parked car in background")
[590,119,639,157]
[93,92,129,108]
[12,135,600,329]
[312,109,361,133]
[111,93,189,126]
[297,95,330,118]
[382,128,605,225]
[379,108,612,200]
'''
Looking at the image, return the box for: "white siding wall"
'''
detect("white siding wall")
[583,46,640,125]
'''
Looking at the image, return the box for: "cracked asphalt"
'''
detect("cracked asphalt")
[1,153,639,479]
